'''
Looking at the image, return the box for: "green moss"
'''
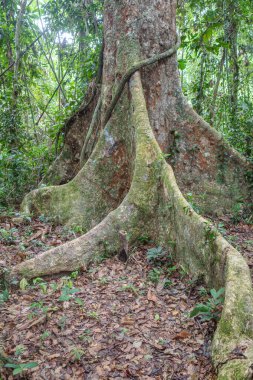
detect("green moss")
[218,360,250,380]
[218,318,232,337]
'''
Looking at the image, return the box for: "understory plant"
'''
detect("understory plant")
[190,288,225,321]
[146,246,177,287]
[4,361,38,376]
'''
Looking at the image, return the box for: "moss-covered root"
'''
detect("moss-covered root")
[10,71,162,280]
[21,102,133,230]
[11,70,253,379]
[163,162,253,379]
[212,248,253,380]
[10,201,142,280]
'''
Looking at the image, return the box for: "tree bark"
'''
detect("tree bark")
[7,1,253,378]
[210,48,226,125]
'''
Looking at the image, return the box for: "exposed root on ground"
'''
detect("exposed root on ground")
[7,72,253,378]
[2,248,217,379]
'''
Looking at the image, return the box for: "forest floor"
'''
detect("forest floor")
[0,212,252,380]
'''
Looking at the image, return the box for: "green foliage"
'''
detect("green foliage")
[40,331,51,341]
[166,265,177,276]
[190,287,225,321]
[98,276,109,285]
[0,289,9,304]
[146,246,166,263]
[147,268,163,284]
[217,222,226,235]
[70,270,79,279]
[0,227,17,244]
[177,0,253,160]
[78,329,92,342]
[5,361,38,375]
[204,222,217,241]
[186,193,200,213]
[137,234,152,244]
[146,244,177,286]
[147,267,173,287]
[0,0,252,207]
[183,205,192,216]
[119,283,139,295]
[0,0,103,206]
[19,278,29,291]
[87,310,99,320]
[14,345,25,356]
[70,347,85,362]
[74,297,84,307]
[198,286,208,296]
[179,265,189,279]
[58,286,80,302]
[33,277,48,294]
[38,215,50,223]
[231,201,244,224]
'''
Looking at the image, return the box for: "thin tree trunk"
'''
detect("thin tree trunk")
[224,0,239,130]
[210,48,225,125]
[10,0,27,146]
[195,52,206,115]
[13,0,27,98]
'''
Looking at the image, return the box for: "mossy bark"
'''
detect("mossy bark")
[9,1,253,378]
[11,70,253,379]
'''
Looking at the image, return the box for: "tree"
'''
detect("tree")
[5,1,253,378]
[0,0,103,205]
[177,0,253,157]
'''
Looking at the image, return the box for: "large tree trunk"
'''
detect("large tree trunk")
[7,1,253,378]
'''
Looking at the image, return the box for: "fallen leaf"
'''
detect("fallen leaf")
[48,353,61,359]
[121,316,134,325]
[173,330,191,340]
[147,289,157,303]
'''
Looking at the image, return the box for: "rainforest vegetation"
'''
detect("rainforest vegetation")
[0,1,252,379]
[0,0,252,206]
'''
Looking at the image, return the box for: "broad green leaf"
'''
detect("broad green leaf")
[13,368,24,375]
[58,294,70,302]
[22,362,38,369]
[178,59,187,70]
[4,364,18,368]
[190,304,210,318]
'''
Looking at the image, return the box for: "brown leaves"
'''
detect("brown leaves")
[147,288,157,303]
[173,330,191,340]
[17,315,47,330]
[1,217,224,379]
[121,316,135,325]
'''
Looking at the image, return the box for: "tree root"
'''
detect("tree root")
[182,97,249,166]
[168,95,253,216]
[11,72,253,379]
[10,201,141,279]
[21,89,134,230]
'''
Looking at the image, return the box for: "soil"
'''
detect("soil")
[0,212,252,379]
